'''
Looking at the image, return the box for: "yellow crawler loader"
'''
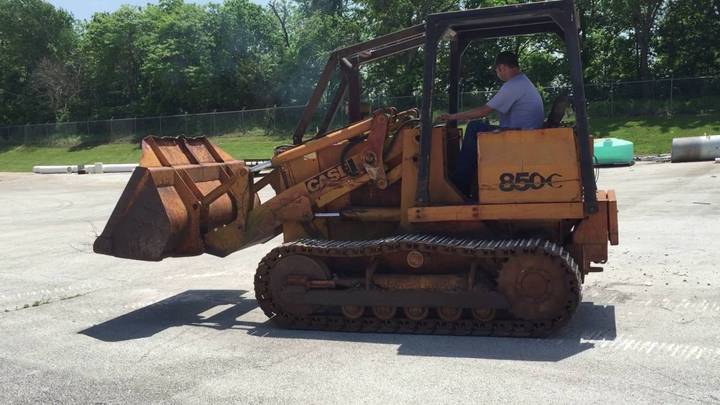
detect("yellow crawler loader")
[94,0,618,337]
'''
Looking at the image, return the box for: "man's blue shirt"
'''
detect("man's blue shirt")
[486,73,544,129]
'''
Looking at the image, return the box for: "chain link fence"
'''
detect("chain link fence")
[1,76,718,148]
[0,104,338,148]
[426,76,720,118]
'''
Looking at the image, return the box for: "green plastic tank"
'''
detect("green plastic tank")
[593,137,634,165]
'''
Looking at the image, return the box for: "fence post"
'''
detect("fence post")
[669,76,674,116]
[24,123,28,145]
[240,108,245,134]
[110,117,114,142]
[609,82,614,118]
[273,105,277,134]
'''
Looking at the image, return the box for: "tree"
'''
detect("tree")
[626,0,666,80]
[213,0,283,109]
[79,6,146,118]
[2,0,715,126]
[136,0,217,114]
[273,6,365,105]
[268,0,292,48]
[294,0,349,16]
[573,0,636,82]
[656,0,720,77]
[0,0,77,124]
[355,0,460,99]
[31,57,81,121]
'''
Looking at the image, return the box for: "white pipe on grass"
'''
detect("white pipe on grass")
[32,163,137,174]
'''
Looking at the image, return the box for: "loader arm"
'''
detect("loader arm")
[93,110,404,261]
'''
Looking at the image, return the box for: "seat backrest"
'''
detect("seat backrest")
[544,95,570,128]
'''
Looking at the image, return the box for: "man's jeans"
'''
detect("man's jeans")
[453,120,494,196]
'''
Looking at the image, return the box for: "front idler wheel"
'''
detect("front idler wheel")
[268,254,330,317]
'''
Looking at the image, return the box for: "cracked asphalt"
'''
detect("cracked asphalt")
[1,160,719,404]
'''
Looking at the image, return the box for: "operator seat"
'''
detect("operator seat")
[544,95,570,128]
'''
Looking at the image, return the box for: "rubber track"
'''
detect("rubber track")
[254,235,582,337]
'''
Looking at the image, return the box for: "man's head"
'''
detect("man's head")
[494,52,520,82]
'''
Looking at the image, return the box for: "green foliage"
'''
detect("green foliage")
[357,0,459,97]
[79,5,146,118]
[274,9,364,104]
[296,0,348,15]
[0,0,718,127]
[137,0,217,114]
[576,0,643,82]
[213,0,283,108]
[0,0,77,123]
[656,0,720,77]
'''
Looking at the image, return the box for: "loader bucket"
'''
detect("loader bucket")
[93,136,254,261]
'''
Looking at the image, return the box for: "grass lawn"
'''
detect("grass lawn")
[0,135,291,172]
[1,113,718,171]
[590,113,720,155]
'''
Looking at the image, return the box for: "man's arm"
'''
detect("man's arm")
[439,104,493,122]
[440,79,519,123]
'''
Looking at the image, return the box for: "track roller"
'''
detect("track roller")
[472,308,496,321]
[341,305,365,319]
[372,305,397,320]
[437,306,462,322]
[403,306,429,321]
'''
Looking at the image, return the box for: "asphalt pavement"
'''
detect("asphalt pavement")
[0,160,719,404]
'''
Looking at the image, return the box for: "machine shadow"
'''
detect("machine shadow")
[80,289,256,342]
[81,290,616,362]
[245,301,617,362]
